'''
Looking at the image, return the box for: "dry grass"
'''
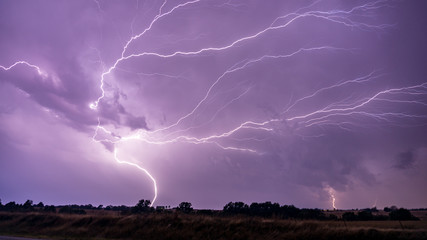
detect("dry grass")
[1,212,427,240]
[411,211,427,221]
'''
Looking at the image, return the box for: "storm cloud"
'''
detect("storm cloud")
[1,0,427,209]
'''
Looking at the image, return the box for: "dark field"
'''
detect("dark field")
[1,211,427,240]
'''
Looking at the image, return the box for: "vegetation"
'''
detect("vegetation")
[177,201,193,213]
[390,208,419,221]
[0,199,426,240]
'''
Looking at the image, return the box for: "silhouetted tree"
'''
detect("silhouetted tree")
[358,210,373,221]
[178,202,193,213]
[280,205,300,219]
[155,206,166,213]
[36,202,44,208]
[138,199,151,208]
[298,208,325,220]
[43,205,56,213]
[106,205,132,214]
[384,205,398,212]
[249,201,281,217]
[23,200,34,211]
[223,202,249,214]
[4,202,18,212]
[390,208,418,221]
[132,199,153,213]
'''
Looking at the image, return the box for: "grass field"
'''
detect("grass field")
[1,211,427,240]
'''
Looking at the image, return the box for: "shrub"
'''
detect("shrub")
[389,208,418,221]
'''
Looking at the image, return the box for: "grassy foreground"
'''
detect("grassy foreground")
[1,212,427,240]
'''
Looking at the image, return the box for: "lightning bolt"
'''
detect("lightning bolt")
[326,186,337,210]
[286,83,427,122]
[0,61,46,77]
[114,148,157,207]
[89,0,392,109]
[90,0,202,110]
[372,197,378,208]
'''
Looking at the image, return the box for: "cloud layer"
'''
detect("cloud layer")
[1,0,427,209]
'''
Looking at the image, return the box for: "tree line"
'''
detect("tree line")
[0,199,419,221]
[222,201,419,221]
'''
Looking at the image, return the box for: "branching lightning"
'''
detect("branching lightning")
[3,0,426,208]
[0,61,46,77]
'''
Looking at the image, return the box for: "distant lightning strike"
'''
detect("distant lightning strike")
[326,186,337,210]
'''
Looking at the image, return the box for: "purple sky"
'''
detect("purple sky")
[1,0,427,210]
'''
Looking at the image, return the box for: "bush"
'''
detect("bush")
[342,212,358,221]
[132,199,153,213]
[249,201,281,217]
[280,205,300,219]
[58,206,86,215]
[178,202,193,213]
[43,205,56,213]
[389,208,418,221]
[298,208,325,220]
[358,210,373,221]
[223,202,249,214]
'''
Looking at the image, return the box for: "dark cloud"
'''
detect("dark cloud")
[126,115,148,130]
[394,150,415,170]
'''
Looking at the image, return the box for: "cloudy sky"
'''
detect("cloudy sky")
[1,0,426,209]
